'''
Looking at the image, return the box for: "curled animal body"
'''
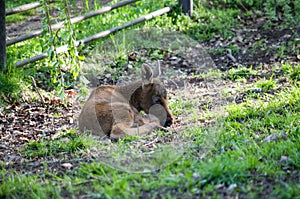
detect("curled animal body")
[79,62,173,139]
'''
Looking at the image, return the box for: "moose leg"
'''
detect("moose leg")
[110,114,160,139]
[110,121,160,139]
[110,101,161,139]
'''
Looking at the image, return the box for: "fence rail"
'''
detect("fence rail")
[1,0,193,70]
[5,1,55,16]
[14,6,173,67]
[7,0,138,46]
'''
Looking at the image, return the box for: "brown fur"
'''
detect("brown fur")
[78,63,173,139]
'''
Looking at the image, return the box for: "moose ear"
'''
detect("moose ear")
[141,63,153,87]
[152,60,161,78]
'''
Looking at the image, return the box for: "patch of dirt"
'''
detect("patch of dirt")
[202,17,300,69]
[0,95,81,162]
[139,171,300,199]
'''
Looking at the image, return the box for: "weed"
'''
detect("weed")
[0,172,61,199]
[226,67,258,80]
[290,65,300,81]
[24,131,94,158]
[255,78,277,92]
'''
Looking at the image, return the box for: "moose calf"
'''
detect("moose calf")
[79,62,173,139]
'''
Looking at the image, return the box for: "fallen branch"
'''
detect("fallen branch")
[29,75,45,104]
[143,137,159,147]
[226,49,237,62]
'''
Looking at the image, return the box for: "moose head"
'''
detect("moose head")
[129,61,173,127]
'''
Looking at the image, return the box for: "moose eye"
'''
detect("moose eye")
[152,97,162,105]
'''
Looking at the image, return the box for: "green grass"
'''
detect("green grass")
[1,64,300,198]
[24,134,87,158]
[2,0,300,198]
[0,67,33,104]
[0,174,61,199]
[226,66,258,80]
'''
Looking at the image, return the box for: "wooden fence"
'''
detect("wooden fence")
[0,0,193,71]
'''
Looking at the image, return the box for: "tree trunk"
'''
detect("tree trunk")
[0,0,6,71]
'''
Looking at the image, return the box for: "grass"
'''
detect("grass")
[1,64,299,198]
[226,66,258,81]
[2,0,300,198]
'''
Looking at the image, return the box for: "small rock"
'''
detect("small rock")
[61,137,70,142]
[18,137,30,142]
[249,88,262,93]
[62,163,73,169]
[237,34,244,43]
[254,134,260,139]
[169,56,178,60]
[279,156,289,163]
[69,117,74,124]
[215,184,224,189]
[171,60,180,65]
[227,184,237,191]
[182,61,189,67]
[279,132,287,139]
[283,34,291,39]
[105,73,112,79]
[0,144,8,149]
[262,133,278,143]
[4,154,20,163]
[226,88,236,94]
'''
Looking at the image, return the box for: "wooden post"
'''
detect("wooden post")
[0,0,6,71]
[179,0,193,17]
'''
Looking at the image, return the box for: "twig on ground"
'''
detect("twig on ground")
[74,177,102,186]
[29,75,45,104]
[143,137,159,147]
[226,49,237,62]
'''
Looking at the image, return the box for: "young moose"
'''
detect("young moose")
[79,62,173,139]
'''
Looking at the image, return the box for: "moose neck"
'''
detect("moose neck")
[115,79,143,105]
